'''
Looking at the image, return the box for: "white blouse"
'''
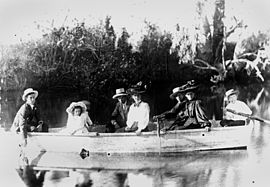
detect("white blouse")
[65,112,93,134]
[225,100,252,121]
[126,101,150,131]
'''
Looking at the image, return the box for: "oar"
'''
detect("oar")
[226,109,270,124]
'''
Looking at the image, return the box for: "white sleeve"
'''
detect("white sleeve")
[84,112,93,126]
[240,102,252,115]
[126,105,135,128]
[66,113,73,128]
[137,103,150,131]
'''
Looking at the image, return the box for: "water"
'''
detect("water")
[1,84,270,186]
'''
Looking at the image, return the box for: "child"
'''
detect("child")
[11,88,47,146]
[62,101,93,135]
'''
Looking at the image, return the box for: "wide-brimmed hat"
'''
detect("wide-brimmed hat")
[181,80,199,93]
[225,89,239,98]
[169,86,185,99]
[66,101,87,114]
[22,88,38,101]
[127,81,146,95]
[112,88,128,99]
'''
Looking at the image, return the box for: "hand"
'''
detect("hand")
[21,138,27,147]
[153,115,163,121]
[135,129,142,136]
[153,116,158,121]
[205,126,211,132]
[111,120,119,128]
[125,127,131,132]
[30,126,36,131]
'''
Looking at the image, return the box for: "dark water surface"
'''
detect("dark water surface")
[1,84,270,186]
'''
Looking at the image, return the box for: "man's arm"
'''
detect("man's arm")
[111,103,120,119]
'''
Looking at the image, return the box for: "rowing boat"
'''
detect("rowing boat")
[0,120,254,156]
[22,121,253,155]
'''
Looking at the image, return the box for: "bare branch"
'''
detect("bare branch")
[194,59,219,71]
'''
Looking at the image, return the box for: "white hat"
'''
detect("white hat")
[22,88,38,101]
[66,101,87,114]
[112,88,128,99]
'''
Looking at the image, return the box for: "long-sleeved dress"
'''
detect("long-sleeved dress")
[172,99,210,130]
[63,112,93,134]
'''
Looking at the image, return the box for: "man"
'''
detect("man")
[107,88,131,132]
[125,85,150,135]
[153,86,187,130]
[166,80,211,130]
[221,89,252,126]
[11,88,48,146]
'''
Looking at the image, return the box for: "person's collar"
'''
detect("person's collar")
[26,103,35,109]
[134,101,142,107]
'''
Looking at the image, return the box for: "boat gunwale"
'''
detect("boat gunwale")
[27,124,251,138]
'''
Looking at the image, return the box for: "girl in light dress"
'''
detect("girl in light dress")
[61,101,93,135]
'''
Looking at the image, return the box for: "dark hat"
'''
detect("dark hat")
[112,88,128,99]
[181,80,199,93]
[127,81,146,95]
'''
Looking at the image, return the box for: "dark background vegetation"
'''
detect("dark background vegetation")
[1,0,270,124]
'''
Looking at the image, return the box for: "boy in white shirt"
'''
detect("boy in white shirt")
[221,89,252,126]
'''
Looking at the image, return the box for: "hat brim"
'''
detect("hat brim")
[183,86,198,93]
[169,92,184,99]
[112,93,128,99]
[226,91,239,98]
[66,102,87,114]
[128,90,145,95]
[22,91,38,101]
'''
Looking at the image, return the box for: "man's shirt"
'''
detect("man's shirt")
[225,100,252,121]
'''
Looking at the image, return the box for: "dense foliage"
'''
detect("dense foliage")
[1,0,270,98]
[0,17,182,97]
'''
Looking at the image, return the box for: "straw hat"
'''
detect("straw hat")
[22,88,38,101]
[225,89,239,98]
[112,88,128,99]
[66,101,87,114]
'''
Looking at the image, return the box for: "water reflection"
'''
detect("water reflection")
[17,151,250,187]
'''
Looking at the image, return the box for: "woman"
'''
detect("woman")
[168,80,211,130]
[124,84,150,135]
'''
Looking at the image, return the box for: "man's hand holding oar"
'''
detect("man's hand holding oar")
[226,108,270,124]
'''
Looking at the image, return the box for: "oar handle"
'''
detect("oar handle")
[226,109,270,124]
